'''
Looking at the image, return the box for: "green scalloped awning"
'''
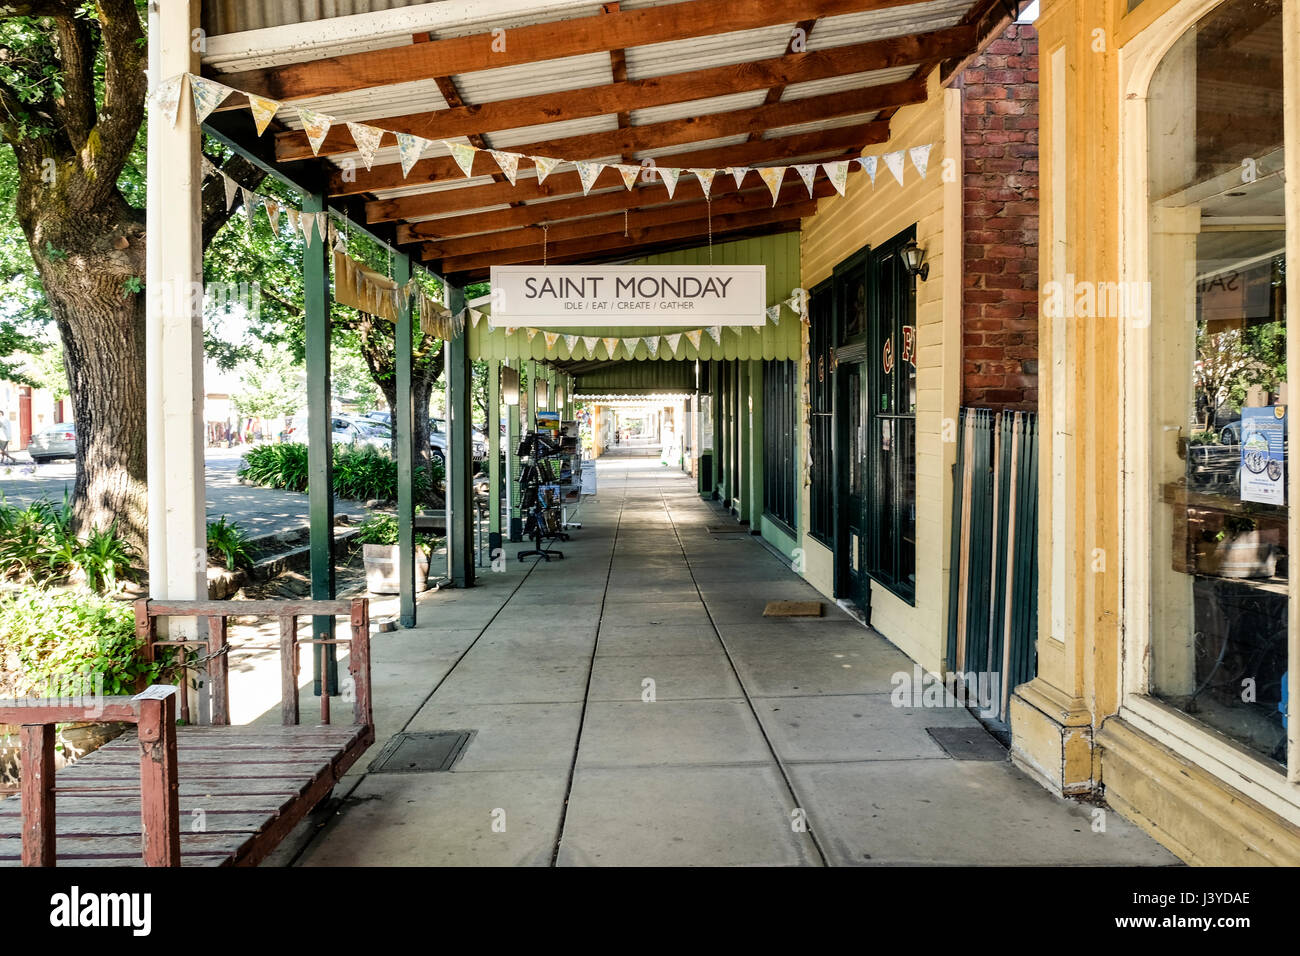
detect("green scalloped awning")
[467,232,802,363]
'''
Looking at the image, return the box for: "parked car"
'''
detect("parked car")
[429,418,487,462]
[26,422,76,463]
[333,417,391,452]
[1220,420,1242,445]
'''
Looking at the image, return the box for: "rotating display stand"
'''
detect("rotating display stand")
[516,430,573,561]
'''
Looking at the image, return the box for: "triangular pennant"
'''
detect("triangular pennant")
[665,333,682,353]
[685,329,702,349]
[658,167,680,199]
[296,106,334,156]
[527,328,539,342]
[531,156,563,184]
[300,208,318,246]
[883,150,906,186]
[444,140,478,178]
[576,161,605,196]
[730,325,746,335]
[222,173,239,211]
[264,200,281,232]
[150,75,184,127]
[564,334,579,353]
[470,309,484,328]
[247,94,280,136]
[644,336,660,358]
[822,160,850,197]
[729,167,749,190]
[488,150,521,186]
[757,166,786,206]
[767,305,782,324]
[582,336,599,355]
[200,155,217,179]
[794,164,818,197]
[347,122,384,171]
[706,326,722,345]
[622,337,640,356]
[860,155,878,185]
[240,186,258,223]
[689,168,716,200]
[286,207,300,236]
[909,144,932,180]
[544,331,560,349]
[614,164,641,190]
[396,133,428,178]
[316,212,329,242]
[602,337,620,359]
[189,75,233,124]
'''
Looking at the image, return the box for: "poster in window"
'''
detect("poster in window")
[1239,405,1286,505]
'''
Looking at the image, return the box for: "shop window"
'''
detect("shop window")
[763,360,797,530]
[809,283,835,544]
[1146,0,1289,766]
[865,231,918,602]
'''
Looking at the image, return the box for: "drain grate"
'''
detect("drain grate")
[925,726,1007,761]
[369,731,473,773]
[707,524,749,534]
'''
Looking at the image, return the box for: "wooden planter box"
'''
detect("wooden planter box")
[362,544,430,595]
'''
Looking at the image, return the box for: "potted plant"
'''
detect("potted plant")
[357,514,431,594]
[1197,513,1279,579]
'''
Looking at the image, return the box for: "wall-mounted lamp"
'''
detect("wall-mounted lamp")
[901,239,929,282]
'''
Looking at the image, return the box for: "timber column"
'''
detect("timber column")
[447,284,475,588]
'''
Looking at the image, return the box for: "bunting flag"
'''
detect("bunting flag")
[286,207,300,236]
[665,332,682,353]
[614,164,641,190]
[490,150,521,185]
[347,122,385,170]
[860,155,878,185]
[685,329,702,349]
[658,166,680,199]
[564,334,579,353]
[264,200,282,232]
[296,106,335,156]
[527,328,539,342]
[397,133,427,178]
[757,166,785,205]
[794,164,818,197]
[766,305,782,324]
[316,212,329,242]
[240,187,258,228]
[222,173,239,211]
[602,337,620,358]
[332,221,347,252]
[544,331,560,349]
[470,309,484,328]
[576,161,605,196]
[729,166,750,190]
[532,155,563,184]
[445,140,478,177]
[622,337,641,356]
[909,144,932,179]
[582,336,599,355]
[823,160,850,197]
[189,76,233,123]
[705,326,722,345]
[151,75,184,127]
[644,336,660,357]
[248,94,280,136]
[690,168,716,200]
[883,150,906,186]
[300,208,318,246]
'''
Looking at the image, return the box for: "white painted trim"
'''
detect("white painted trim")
[202,0,605,70]
[1117,0,1300,807]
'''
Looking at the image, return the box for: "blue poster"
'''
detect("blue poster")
[1240,405,1286,505]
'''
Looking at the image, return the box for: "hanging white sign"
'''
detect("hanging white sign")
[489,265,767,328]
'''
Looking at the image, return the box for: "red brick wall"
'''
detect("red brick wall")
[959,22,1039,411]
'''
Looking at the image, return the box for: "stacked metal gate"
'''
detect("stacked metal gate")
[945,408,1039,726]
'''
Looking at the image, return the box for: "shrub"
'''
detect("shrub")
[207,515,255,571]
[242,442,439,503]
[356,512,436,549]
[238,442,309,491]
[0,496,139,593]
[0,588,163,697]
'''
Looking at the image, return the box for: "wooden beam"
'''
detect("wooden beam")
[750,19,820,142]
[277,26,972,163]
[219,0,940,102]
[363,111,895,222]
[351,121,878,208]
[434,202,817,273]
[419,179,837,258]
[392,134,865,239]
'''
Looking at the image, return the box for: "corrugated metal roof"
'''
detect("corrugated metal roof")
[454,53,614,104]
[483,115,622,152]
[779,65,919,101]
[805,0,973,50]
[623,25,791,79]
[630,90,769,127]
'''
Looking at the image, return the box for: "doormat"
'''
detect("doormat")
[925,726,1007,761]
[707,524,749,533]
[369,731,473,773]
[763,600,823,618]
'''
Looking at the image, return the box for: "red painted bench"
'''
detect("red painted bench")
[0,598,374,866]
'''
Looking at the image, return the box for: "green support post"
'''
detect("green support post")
[303,192,336,695]
[527,361,538,431]
[738,362,750,520]
[488,360,501,536]
[508,360,523,542]
[748,360,764,529]
[395,253,415,627]
[447,285,475,588]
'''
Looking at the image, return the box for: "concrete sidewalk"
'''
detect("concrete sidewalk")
[286,454,1177,867]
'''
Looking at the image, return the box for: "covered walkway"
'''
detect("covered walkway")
[287,456,1174,866]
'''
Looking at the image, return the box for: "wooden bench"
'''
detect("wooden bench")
[0,598,374,866]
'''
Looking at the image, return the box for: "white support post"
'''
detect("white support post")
[146,0,207,714]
